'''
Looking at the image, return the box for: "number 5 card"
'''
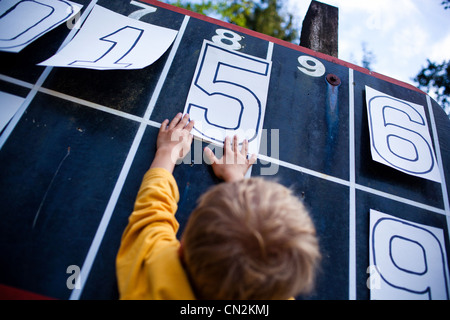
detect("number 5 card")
[365,86,441,183]
[39,4,178,70]
[184,40,272,156]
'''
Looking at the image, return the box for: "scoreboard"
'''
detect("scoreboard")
[0,0,449,300]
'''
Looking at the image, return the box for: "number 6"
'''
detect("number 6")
[368,96,435,175]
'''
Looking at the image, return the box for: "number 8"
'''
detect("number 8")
[212,29,243,50]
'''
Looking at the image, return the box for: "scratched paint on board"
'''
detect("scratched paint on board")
[183,39,272,155]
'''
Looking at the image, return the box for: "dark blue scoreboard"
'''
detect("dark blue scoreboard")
[0,0,449,300]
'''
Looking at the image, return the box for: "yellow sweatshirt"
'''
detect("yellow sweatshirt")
[116,168,195,300]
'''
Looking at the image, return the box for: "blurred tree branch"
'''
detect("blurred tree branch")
[166,0,298,43]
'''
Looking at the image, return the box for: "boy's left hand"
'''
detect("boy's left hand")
[150,113,195,173]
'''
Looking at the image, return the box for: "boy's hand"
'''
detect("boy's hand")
[204,135,257,182]
[150,113,194,173]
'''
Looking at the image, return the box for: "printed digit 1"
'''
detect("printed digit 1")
[70,26,144,68]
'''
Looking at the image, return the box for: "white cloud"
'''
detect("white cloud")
[289,0,450,85]
[429,33,450,62]
[391,24,429,59]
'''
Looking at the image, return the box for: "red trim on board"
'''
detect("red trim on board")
[0,284,56,300]
[140,0,424,94]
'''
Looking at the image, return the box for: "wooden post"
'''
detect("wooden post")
[300,0,339,58]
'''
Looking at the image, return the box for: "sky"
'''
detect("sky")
[287,0,450,87]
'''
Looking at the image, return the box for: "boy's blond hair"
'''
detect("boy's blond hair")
[181,178,321,300]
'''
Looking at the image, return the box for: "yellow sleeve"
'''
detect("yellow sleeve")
[116,167,181,299]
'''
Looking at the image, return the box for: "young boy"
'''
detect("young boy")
[116,113,321,299]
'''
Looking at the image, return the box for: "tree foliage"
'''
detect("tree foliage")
[443,0,450,10]
[415,60,450,115]
[413,2,450,116]
[166,0,298,43]
[361,42,376,71]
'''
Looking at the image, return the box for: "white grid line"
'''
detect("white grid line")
[426,95,450,216]
[348,68,356,300]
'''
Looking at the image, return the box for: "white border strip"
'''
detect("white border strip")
[69,15,190,300]
[0,74,161,128]
[356,183,446,215]
[348,68,356,300]
[256,153,446,215]
[425,95,450,252]
[38,87,160,128]
[258,154,350,187]
[0,74,34,89]
[426,95,450,216]
[266,41,274,61]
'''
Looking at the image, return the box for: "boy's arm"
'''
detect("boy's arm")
[204,135,257,182]
[116,168,180,299]
[116,113,194,299]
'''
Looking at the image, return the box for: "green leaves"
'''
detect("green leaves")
[168,0,298,43]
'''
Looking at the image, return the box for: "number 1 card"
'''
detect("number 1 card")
[39,4,178,70]
[365,86,441,183]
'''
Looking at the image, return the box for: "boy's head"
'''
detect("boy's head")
[181,178,321,300]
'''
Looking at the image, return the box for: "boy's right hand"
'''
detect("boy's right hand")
[204,135,257,182]
[150,113,194,173]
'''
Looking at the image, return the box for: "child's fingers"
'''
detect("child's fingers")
[224,136,232,154]
[248,153,257,166]
[188,133,194,145]
[160,119,169,132]
[185,118,195,132]
[176,113,190,129]
[168,112,182,129]
[242,139,249,156]
[233,135,239,153]
[204,147,218,164]
[233,135,239,163]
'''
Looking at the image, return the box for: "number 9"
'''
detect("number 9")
[297,55,326,77]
